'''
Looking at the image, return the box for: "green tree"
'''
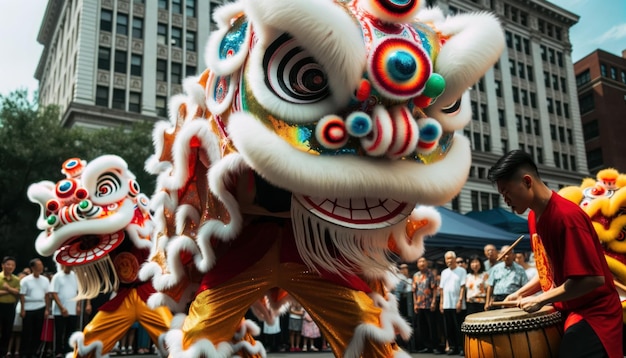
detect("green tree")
[0,90,156,269]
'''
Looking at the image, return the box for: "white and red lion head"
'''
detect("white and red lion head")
[138,0,504,311]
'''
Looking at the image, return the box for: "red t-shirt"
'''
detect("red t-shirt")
[534,192,623,358]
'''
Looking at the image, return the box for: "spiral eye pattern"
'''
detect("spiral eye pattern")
[264,34,330,104]
[369,37,431,99]
[95,172,122,198]
[56,179,77,199]
[315,115,349,149]
[346,112,373,138]
[129,179,140,197]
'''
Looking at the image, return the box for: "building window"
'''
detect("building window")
[498,109,506,127]
[101,9,113,32]
[600,64,607,77]
[558,126,565,143]
[96,86,109,107]
[480,104,487,122]
[509,59,516,76]
[156,96,168,117]
[557,52,563,67]
[112,89,125,110]
[567,128,573,144]
[156,59,167,81]
[512,86,519,103]
[172,0,182,14]
[185,65,196,77]
[560,77,567,93]
[186,0,196,17]
[537,148,544,164]
[518,62,525,79]
[552,75,559,90]
[116,13,128,36]
[157,24,167,45]
[544,71,550,88]
[505,31,512,48]
[570,156,577,171]
[610,67,617,80]
[132,18,143,39]
[483,134,491,151]
[550,124,556,140]
[563,103,570,118]
[114,51,127,73]
[533,119,540,135]
[171,27,182,47]
[473,132,482,150]
[158,0,168,10]
[583,120,599,141]
[130,55,142,76]
[186,31,196,52]
[171,62,182,84]
[548,48,555,64]
[530,92,537,108]
[576,70,591,86]
[471,101,478,121]
[501,139,509,153]
[494,80,502,97]
[587,148,603,169]
[98,47,110,70]
[129,92,141,113]
[521,89,528,106]
[516,115,522,132]
[555,100,562,116]
[526,65,534,81]
[579,93,595,113]
[562,154,569,170]
[547,98,553,113]
[554,151,560,168]
[451,196,460,211]
[540,45,547,61]
[524,117,531,134]
[621,71,626,84]
[514,35,521,52]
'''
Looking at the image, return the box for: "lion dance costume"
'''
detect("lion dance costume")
[559,169,626,322]
[28,156,172,357]
[138,0,504,357]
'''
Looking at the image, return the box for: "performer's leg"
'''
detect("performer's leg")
[135,297,172,344]
[73,301,139,357]
[281,263,404,358]
[180,242,279,352]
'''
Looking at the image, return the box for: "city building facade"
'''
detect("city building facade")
[574,49,626,174]
[35,0,589,216]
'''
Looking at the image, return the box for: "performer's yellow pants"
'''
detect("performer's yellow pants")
[182,238,399,358]
[75,289,172,358]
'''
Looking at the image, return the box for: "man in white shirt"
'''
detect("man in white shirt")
[439,251,466,356]
[50,264,86,358]
[19,258,50,358]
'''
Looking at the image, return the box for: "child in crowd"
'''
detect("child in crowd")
[301,310,320,352]
[288,303,303,352]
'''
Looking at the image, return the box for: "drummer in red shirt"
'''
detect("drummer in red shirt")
[487,150,623,358]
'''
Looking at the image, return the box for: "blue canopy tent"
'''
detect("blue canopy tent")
[421,207,531,262]
[465,207,529,235]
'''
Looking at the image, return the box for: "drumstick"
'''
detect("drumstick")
[490,301,518,307]
[496,235,525,261]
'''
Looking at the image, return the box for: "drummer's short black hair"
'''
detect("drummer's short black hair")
[488,150,539,183]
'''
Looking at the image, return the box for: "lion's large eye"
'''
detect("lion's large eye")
[263,34,330,104]
[583,186,614,200]
[96,172,122,198]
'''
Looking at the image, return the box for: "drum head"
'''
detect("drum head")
[462,306,562,335]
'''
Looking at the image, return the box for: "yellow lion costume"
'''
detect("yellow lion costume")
[560,169,626,322]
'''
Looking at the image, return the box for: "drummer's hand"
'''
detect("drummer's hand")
[504,292,520,302]
[484,301,491,311]
[518,297,543,313]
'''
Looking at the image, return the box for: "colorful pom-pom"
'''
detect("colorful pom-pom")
[316,115,349,149]
[422,73,446,98]
[346,112,373,137]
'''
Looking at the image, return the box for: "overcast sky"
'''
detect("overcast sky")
[0,0,624,97]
